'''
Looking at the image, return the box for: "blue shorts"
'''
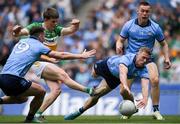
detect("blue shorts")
[0,74,32,96]
[94,58,120,89]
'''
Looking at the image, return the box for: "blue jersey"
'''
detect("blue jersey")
[107,54,149,79]
[1,37,51,77]
[120,18,164,54]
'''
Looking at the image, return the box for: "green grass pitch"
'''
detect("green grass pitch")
[0,115,179,123]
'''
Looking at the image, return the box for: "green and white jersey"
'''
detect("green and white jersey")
[26,22,63,50]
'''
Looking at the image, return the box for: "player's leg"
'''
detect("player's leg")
[35,80,61,119]
[81,79,112,110]
[0,96,28,104]
[146,62,164,120]
[64,79,112,120]
[42,63,93,95]
[20,82,46,123]
[28,62,62,120]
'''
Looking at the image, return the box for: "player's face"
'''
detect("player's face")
[135,52,150,67]
[45,18,58,29]
[137,5,151,22]
[39,32,45,42]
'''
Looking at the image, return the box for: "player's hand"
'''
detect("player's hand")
[116,46,123,55]
[81,49,96,59]
[13,25,22,37]
[136,98,148,109]
[164,59,171,69]
[50,58,60,64]
[71,19,80,25]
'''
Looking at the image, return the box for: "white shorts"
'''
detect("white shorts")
[24,61,49,84]
[30,61,49,78]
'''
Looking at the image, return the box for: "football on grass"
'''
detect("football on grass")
[119,100,137,116]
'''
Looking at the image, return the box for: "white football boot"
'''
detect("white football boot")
[153,111,165,120]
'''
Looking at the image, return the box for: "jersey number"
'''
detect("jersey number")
[15,42,30,53]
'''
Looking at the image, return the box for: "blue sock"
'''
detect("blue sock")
[79,107,85,113]
[153,105,159,112]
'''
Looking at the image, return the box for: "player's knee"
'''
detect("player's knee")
[58,71,70,82]
[16,97,28,104]
[37,87,46,97]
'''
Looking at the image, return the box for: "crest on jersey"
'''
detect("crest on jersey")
[147,31,153,36]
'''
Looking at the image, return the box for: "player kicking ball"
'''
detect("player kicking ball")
[0,27,96,123]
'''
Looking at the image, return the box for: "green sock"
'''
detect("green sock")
[85,87,94,95]
[85,87,91,94]
[35,111,43,116]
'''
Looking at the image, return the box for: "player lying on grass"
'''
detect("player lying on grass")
[64,47,151,120]
[0,27,96,123]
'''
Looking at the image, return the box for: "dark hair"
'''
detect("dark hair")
[43,7,59,19]
[29,27,44,37]
[139,47,151,56]
[138,1,151,7]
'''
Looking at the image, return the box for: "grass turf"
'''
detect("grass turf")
[0,115,179,123]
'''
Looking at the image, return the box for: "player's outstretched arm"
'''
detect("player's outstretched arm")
[119,64,131,94]
[47,49,96,60]
[40,55,59,64]
[13,25,29,37]
[136,78,149,109]
[61,19,80,36]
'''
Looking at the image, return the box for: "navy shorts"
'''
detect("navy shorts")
[94,58,120,89]
[0,74,32,96]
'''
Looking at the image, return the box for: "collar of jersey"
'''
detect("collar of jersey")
[135,18,151,27]
[30,36,39,40]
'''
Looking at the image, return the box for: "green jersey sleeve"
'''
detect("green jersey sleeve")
[26,22,42,31]
[55,24,63,36]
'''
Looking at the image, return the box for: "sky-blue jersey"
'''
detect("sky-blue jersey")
[107,54,149,79]
[120,18,165,54]
[1,37,51,77]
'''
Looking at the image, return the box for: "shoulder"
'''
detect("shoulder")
[124,18,135,27]
[26,22,43,30]
[123,53,136,59]
[119,53,135,64]
[149,19,161,30]
[54,24,63,34]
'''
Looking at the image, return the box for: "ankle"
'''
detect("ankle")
[153,105,159,112]
[36,111,43,114]
[26,114,34,120]
[35,111,43,117]
[85,87,90,93]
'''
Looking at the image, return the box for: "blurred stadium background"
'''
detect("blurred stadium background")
[0,0,180,119]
